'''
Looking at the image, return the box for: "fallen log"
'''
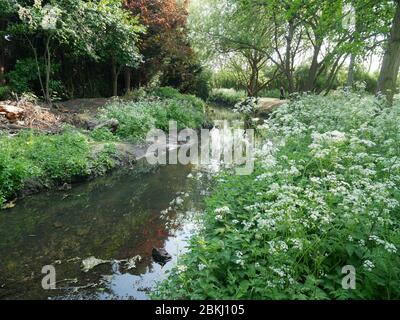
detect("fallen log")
[86,119,119,133]
[0,124,26,130]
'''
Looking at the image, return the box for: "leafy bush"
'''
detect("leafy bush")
[155,91,400,300]
[98,91,206,141]
[7,58,40,94]
[152,86,182,99]
[7,58,66,99]
[259,89,281,99]
[90,127,119,142]
[0,85,11,100]
[99,101,157,141]
[212,70,243,91]
[152,87,206,111]
[208,88,245,108]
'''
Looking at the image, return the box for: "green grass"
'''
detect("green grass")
[0,128,117,207]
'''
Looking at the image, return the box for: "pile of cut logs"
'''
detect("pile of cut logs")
[0,101,60,132]
[0,103,24,123]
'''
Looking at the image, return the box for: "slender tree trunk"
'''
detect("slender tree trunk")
[111,58,118,97]
[305,43,322,92]
[377,0,400,105]
[26,36,46,102]
[124,68,131,93]
[44,37,51,104]
[0,20,5,86]
[248,61,257,97]
[347,53,356,88]
[285,21,295,93]
[0,43,5,86]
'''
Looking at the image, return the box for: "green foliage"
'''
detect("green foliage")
[208,88,245,108]
[7,58,66,98]
[155,91,400,300]
[186,68,212,101]
[7,58,40,94]
[98,91,206,141]
[0,85,10,100]
[98,101,157,141]
[90,128,119,142]
[211,69,243,91]
[152,86,206,112]
[0,129,116,207]
[259,89,281,99]
[353,67,379,93]
[6,0,144,101]
[89,143,118,176]
[152,86,182,99]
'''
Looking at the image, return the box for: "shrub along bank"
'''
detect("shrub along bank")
[92,87,207,141]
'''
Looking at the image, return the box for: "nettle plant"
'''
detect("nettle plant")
[155,91,400,300]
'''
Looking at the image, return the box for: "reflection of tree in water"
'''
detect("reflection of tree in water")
[0,163,199,299]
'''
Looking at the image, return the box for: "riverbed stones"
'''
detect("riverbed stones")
[152,247,172,265]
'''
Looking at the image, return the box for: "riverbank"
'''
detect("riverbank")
[154,92,400,300]
[0,87,208,209]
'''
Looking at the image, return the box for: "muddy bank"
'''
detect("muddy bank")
[5,142,150,209]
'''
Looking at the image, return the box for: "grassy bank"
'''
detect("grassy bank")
[92,87,207,142]
[155,92,400,300]
[0,88,207,207]
[207,88,245,108]
[0,129,118,207]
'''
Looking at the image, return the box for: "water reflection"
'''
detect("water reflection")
[0,163,209,300]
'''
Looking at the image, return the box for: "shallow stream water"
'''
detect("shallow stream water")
[0,106,244,300]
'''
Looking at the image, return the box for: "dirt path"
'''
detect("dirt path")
[257,98,288,116]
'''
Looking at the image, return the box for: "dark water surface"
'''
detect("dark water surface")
[0,106,245,300]
[0,162,211,300]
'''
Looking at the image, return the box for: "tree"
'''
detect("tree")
[89,0,144,96]
[377,0,400,105]
[9,0,144,102]
[0,0,15,86]
[190,0,279,96]
[124,0,193,90]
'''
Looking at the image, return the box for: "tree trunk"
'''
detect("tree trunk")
[0,43,5,86]
[304,43,322,92]
[284,21,296,93]
[111,58,118,97]
[377,0,400,105]
[44,37,51,104]
[124,68,131,93]
[347,53,356,88]
[0,20,6,86]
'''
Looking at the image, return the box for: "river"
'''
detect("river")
[0,106,243,300]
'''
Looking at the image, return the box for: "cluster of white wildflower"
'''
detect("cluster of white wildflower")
[363,260,375,272]
[176,265,188,273]
[198,263,206,272]
[214,206,231,222]
[41,5,61,30]
[233,97,258,114]
[369,235,397,254]
[234,251,245,267]
[215,206,231,214]
[170,196,184,207]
